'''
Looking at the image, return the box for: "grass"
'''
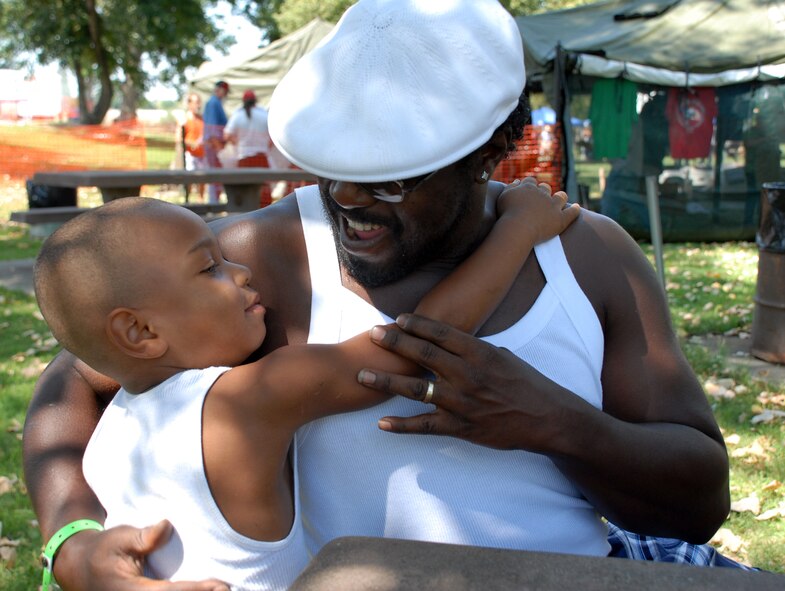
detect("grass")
[0,287,55,590]
[1,183,784,584]
[0,222,42,261]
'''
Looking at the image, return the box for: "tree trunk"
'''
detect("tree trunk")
[118,78,140,122]
[78,0,113,124]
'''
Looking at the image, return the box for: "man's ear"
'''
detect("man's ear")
[106,308,167,359]
[476,127,514,183]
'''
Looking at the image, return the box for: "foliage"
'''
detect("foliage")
[0,0,232,123]
[501,0,595,15]
[231,0,597,42]
[229,0,286,41]
[272,0,353,36]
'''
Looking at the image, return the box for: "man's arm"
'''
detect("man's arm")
[359,212,729,543]
[23,350,113,540]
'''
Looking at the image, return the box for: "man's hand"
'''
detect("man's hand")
[358,313,586,452]
[54,520,229,591]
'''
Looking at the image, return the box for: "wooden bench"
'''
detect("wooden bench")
[10,203,230,238]
[30,168,317,212]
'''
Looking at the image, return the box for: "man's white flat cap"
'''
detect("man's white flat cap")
[268,0,525,182]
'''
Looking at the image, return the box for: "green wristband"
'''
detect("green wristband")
[41,519,104,590]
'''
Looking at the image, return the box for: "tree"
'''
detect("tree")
[245,0,595,39]
[501,0,594,15]
[0,0,232,124]
[273,0,352,36]
[228,0,286,42]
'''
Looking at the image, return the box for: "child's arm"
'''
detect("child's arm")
[237,178,580,428]
[416,177,579,333]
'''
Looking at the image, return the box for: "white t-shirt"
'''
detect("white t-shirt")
[225,106,271,160]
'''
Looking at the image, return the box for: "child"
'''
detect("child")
[33,181,578,590]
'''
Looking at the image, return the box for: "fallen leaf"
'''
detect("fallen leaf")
[751,409,785,424]
[0,476,18,496]
[6,419,22,434]
[710,528,744,553]
[730,440,770,461]
[21,360,48,379]
[724,433,741,446]
[762,480,781,492]
[755,502,785,521]
[730,493,760,515]
[0,537,19,568]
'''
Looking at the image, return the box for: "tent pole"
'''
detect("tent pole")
[645,175,667,294]
[555,45,577,200]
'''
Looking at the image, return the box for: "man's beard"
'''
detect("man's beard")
[319,185,474,288]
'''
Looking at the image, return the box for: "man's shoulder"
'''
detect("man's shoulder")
[210,196,303,261]
[559,209,634,262]
[557,209,647,312]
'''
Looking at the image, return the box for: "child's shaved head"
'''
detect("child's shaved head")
[34,198,186,366]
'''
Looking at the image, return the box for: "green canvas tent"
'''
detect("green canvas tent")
[516,0,785,247]
[189,18,334,114]
[519,0,785,83]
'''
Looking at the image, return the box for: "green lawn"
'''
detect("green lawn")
[1,189,783,585]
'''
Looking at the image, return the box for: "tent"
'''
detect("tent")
[519,0,785,85]
[189,18,334,113]
[516,0,785,251]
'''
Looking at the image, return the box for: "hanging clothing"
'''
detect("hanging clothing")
[588,78,639,160]
[665,87,717,159]
[716,84,751,145]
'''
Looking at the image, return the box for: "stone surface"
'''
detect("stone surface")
[290,537,785,591]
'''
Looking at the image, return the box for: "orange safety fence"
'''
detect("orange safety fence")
[492,123,563,193]
[0,119,165,181]
[2,120,563,198]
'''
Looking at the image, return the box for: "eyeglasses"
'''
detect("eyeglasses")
[355,168,440,203]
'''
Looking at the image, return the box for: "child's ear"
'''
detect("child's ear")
[477,127,514,183]
[106,308,168,359]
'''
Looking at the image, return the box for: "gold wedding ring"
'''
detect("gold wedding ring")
[423,380,435,404]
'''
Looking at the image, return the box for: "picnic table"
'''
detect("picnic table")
[10,167,318,237]
[30,167,317,212]
[290,537,784,591]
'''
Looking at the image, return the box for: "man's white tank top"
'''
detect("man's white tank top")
[295,186,610,557]
[83,367,310,590]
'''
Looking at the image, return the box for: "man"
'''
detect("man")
[203,80,229,203]
[23,1,732,589]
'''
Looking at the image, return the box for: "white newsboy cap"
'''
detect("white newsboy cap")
[268,0,525,182]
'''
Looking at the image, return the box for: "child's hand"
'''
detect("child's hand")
[497,177,580,245]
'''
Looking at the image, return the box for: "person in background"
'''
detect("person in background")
[182,93,206,201]
[203,80,229,204]
[224,90,274,208]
